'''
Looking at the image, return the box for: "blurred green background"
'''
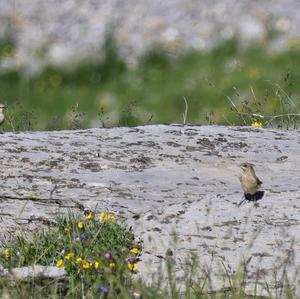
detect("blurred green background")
[1,36,300,131]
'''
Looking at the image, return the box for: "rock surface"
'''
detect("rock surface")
[0,124,300,296]
[0,265,67,281]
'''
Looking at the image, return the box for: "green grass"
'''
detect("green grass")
[0,211,142,298]
[0,38,300,131]
[0,211,297,298]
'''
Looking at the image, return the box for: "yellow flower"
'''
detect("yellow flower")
[85,213,93,220]
[64,227,71,232]
[2,249,10,258]
[129,248,141,255]
[56,259,65,269]
[99,212,106,221]
[76,257,83,264]
[109,262,116,269]
[99,212,115,222]
[77,222,84,229]
[127,262,138,272]
[107,214,115,222]
[251,122,263,127]
[94,261,100,269]
[82,260,91,269]
[65,252,74,261]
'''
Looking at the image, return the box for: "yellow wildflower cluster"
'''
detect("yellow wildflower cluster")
[56,259,65,270]
[99,212,115,222]
[52,211,140,282]
[77,222,84,229]
[82,260,92,269]
[1,249,10,258]
[94,261,100,269]
[55,252,101,273]
[127,248,140,272]
[85,213,93,220]
[127,262,138,272]
[65,252,75,261]
[251,121,263,127]
[75,257,99,271]
[129,248,141,255]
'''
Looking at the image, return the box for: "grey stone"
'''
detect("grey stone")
[0,265,67,281]
[0,124,299,296]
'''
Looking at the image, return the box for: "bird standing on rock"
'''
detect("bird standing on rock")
[238,162,263,206]
[0,104,7,127]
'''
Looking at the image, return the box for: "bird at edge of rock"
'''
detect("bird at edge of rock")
[238,162,263,207]
[0,104,7,126]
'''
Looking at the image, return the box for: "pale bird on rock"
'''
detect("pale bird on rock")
[238,162,263,206]
[0,104,7,126]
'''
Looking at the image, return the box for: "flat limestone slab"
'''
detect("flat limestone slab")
[0,124,299,296]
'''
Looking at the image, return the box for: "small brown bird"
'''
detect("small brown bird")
[238,162,262,205]
[0,104,7,126]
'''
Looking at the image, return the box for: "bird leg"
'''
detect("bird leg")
[237,194,247,207]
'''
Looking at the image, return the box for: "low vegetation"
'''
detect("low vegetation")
[0,38,299,131]
[0,211,143,298]
[0,211,297,298]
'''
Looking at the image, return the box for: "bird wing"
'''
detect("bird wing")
[256,177,262,186]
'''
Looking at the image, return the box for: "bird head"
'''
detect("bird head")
[0,104,7,112]
[239,162,254,172]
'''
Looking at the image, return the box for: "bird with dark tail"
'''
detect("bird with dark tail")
[238,162,263,206]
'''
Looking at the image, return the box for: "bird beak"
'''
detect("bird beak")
[239,163,248,171]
